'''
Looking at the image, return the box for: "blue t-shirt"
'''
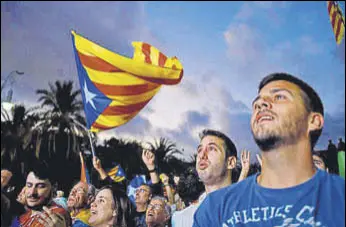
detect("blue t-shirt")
[193,170,345,227]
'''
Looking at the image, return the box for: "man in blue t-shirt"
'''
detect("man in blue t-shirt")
[193,73,345,227]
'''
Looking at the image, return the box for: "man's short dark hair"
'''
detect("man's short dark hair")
[259,73,324,148]
[27,160,56,185]
[199,129,237,159]
[177,167,205,206]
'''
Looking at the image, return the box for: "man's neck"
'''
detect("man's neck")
[136,203,148,212]
[204,174,232,194]
[258,139,316,189]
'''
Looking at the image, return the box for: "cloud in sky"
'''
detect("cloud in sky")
[1,2,344,161]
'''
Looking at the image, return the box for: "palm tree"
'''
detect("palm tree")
[35,80,87,159]
[99,137,145,180]
[148,137,192,177]
[1,104,40,176]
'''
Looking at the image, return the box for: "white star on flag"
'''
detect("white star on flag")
[83,80,96,109]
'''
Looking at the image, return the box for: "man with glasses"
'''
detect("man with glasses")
[133,149,164,227]
[146,196,171,227]
[134,184,153,227]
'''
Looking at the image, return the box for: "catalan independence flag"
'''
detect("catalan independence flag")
[71,31,183,132]
[106,162,126,182]
[327,1,345,45]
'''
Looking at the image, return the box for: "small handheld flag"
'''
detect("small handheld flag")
[106,162,126,182]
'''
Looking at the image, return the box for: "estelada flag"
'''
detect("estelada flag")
[71,31,183,132]
[106,162,126,182]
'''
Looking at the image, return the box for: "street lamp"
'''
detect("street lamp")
[1,70,24,102]
[1,70,24,92]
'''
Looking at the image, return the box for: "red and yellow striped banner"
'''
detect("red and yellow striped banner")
[327,1,345,44]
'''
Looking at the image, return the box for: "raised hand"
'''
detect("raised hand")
[160,173,169,186]
[241,149,251,171]
[142,149,155,170]
[237,149,251,182]
[92,155,103,172]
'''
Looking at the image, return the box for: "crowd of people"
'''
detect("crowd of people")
[1,72,345,227]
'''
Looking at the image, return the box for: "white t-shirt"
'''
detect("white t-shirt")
[171,192,206,227]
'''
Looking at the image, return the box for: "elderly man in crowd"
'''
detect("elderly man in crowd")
[146,196,171,227]
[67,181,96,227]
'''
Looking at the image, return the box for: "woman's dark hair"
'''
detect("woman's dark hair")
[99,185,135,227]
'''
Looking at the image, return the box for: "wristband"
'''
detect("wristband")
[148,168,156,173]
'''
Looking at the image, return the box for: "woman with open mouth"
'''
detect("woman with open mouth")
[88,185,134,227]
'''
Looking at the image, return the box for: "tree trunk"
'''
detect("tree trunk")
[66,131,71,159]
[48,133,52,159]
[35,132,42,159]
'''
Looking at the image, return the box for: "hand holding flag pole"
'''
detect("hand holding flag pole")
[71,118,97,158]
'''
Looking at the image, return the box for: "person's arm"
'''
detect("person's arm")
[92,156,126,191]
[142,149,164,196]
[237,149,250,182]
[161,173,174,205]
[142,149,160,184]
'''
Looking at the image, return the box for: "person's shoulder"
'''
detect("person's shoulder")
[207,174,256,201]
[320,170,345,185]
[317,171,345,199]
[174,203,198,217]
[193,176,256,226]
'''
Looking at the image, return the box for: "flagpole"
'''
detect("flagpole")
[88,130,96,158]
[70,118,97,158]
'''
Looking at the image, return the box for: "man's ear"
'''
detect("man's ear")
[308,112,324,132]
[112,209,117,217]
[227,156,237,170]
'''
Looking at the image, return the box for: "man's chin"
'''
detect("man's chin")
[254,135,281,152]
[27,204,44,211]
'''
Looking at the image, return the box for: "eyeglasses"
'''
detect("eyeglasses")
[136,188,149,194]
[147,204,164,211]
[313,160,323,166]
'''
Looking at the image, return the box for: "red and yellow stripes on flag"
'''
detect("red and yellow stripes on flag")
[107,165,125,182]
[72,31,183,132]
[327,1,345,44]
